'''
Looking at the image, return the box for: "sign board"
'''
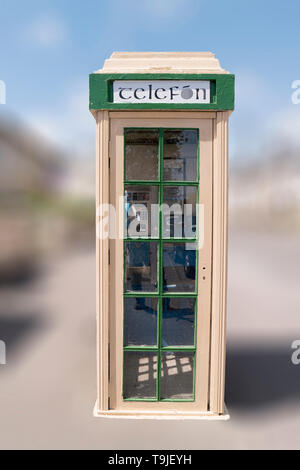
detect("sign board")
[113,80,210,104]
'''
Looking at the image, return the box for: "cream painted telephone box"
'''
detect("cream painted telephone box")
[90,52,234,419]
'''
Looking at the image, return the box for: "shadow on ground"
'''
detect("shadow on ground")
[0,264,40,287]
[226,343,300,410]
[0,313,46,360]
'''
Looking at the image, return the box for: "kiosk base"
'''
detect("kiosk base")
[93,402,230,421]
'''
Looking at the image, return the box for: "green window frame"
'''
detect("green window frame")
[123,128,199,402]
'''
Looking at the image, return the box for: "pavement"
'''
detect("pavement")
[0,230,300,449]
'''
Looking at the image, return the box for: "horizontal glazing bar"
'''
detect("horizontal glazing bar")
[124,180,160,185]
[124,238,198,243]
[124,127,199,132]
[123,398,158,402]
[124,293,198,298]
[159,399,195,403]
[124,347,196,352]
[124,238,160,242]
[160,181,199,186]
[123,398,195,403]
[161,346,196,351]
[124,181,199,186]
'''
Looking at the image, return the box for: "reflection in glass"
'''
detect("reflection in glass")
[125,185,159,238]
[162,298,195,347]
[125,129,159,181]
[125,242,158,292]
[163,130,198,181]
[163,243,196,292]
[124,298,158,347]
[162,186,197,238]
[123,351,158,399]
[160,352,194,400]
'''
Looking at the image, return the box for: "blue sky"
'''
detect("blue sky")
[0,0,299,159]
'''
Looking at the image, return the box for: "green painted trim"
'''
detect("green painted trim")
[161,347,196,352]
[124,346,196,352]
[124,181,160,186]
[122,127,200,402]
[90,73,235,111]
[124,181,199,186]
[124,293,198,298]
[159,399,195,403]
[123,398,158,402]
[123,346,196,352]
[124,238,197,242]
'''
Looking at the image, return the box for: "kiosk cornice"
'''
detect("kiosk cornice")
[90,52,234,113]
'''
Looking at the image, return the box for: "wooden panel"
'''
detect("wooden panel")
[209,111,229,415]
[96,110,110,412]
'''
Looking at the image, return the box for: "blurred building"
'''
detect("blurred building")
[0,111,63,281]
[230,144,300,232]
[0,116,61,198]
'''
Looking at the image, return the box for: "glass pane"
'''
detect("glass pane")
[160,352,194,400]
[124,298,158,347]
[123,351,157,399]
[163,243,196,292]
[125,242,158,292]
[163,130,198,181]
[125,185,159,238]
[162,186,197,238]
[162,298,195,347]
[125,129,159,181]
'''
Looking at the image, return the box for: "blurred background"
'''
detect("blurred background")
[1,0,300,450]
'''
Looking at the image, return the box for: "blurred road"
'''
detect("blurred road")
[0,231,300,449]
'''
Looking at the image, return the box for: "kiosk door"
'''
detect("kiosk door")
[109,114,213,413]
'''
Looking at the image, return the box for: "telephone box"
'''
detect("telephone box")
[90,52,234,419]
